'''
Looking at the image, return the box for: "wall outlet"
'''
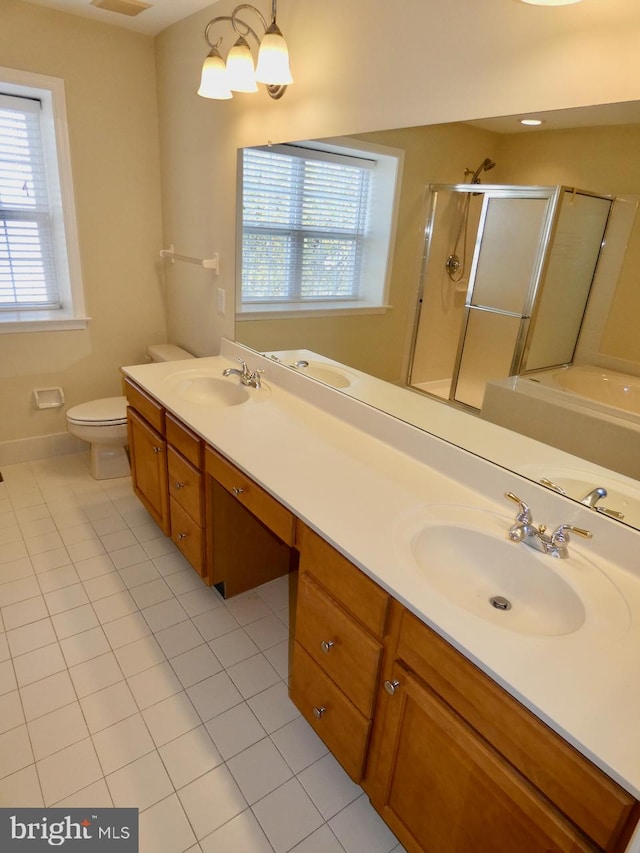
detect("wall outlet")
[217,287,226,315]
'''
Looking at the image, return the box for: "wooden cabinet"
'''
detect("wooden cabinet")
[167,415,205,578]
[366,602,639,853]
[126,405,169,535]
[204,445,296,598]
[290,523,389,782]
[125,381,206,578]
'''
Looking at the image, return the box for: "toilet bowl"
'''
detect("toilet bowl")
[66,344,194,480]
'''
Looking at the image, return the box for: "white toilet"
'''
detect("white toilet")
[66,344,194,480]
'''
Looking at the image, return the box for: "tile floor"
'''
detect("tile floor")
[0,451,404,853]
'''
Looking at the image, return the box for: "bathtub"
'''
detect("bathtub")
[522,364,640,424]
[481,363,640,481]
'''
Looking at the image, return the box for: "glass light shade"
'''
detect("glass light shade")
[255,24,293,85]
[197,48,233,99]
[226,37,258,93]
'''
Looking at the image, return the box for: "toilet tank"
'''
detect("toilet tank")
[147,344,194,363]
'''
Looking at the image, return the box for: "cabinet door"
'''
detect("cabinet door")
[372,663,597,853]
[127,408,169,535]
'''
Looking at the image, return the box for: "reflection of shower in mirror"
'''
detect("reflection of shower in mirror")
[465,157,496,184]
[445,157,497,283]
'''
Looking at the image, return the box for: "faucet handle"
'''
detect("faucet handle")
[550,524,592,545]
[236,358,250,375]
[505,492,532,524]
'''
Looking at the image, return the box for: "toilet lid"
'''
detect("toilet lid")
[66,396,127,426]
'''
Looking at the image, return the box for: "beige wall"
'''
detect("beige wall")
[0,0,166,443]
[155,0,640,363]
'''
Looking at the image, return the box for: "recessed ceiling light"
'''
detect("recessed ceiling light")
[520,118,544,126]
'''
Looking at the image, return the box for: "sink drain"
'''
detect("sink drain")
[489,595,512,611]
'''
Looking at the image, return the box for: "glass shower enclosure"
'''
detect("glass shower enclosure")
[407,184,613,411]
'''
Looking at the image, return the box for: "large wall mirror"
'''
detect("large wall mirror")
[234,100,640,530]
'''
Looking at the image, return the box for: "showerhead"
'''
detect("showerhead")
[466,157,496,184]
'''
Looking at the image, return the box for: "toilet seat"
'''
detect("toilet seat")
[66,396,127,427]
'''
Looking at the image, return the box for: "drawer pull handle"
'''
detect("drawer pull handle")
[152,446,161,454]
[384,679,401,696]
[232,486,245,496]
[175,481,186,489]
[177,532,188,540]
[313,706,326,719]
[320,640,335,654]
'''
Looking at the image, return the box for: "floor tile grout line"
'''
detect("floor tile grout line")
[1,455,399,853]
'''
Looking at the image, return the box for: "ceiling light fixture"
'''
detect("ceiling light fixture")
[520,118,544,126]
[198,0,292,101]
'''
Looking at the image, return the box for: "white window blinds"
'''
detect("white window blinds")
[241,146,372,305]
[0,93,59,311]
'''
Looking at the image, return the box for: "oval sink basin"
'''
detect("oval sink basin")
[294,362,355,389]
[175,376,250,406]
[161,371,269,407]
[394,505,629,639]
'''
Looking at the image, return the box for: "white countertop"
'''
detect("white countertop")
[122,344,640,808]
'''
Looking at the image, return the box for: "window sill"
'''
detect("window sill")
[237,302,391,321]
[0,313,91,334]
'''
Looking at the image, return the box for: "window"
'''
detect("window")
[0,67,86,333]
[238,141,402,318]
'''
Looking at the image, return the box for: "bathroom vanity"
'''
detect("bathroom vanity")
[121,342,640,853]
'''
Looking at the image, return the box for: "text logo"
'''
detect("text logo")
[0,809,138,850]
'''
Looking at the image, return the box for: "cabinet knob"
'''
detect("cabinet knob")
[312,706,326,719]
[152,446,161,454]
[384,679,401,696]
[232,486,245,496]
[175,481,185,489]
[177,532,188,540]
[320,640,335,654]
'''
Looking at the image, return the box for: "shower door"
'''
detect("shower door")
[408,184,559,409]
[451,188,559,409]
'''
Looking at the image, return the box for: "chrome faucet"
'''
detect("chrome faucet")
[579,486,625,520]
[505,492,592,559]
[580,486,607,508]
[222,358,264,389]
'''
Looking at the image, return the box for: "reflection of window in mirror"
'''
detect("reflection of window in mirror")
[237,139,403,319]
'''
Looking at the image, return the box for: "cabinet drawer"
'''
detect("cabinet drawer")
[169,498,204,576]
[297,524,388,639]
[166,414,202,469]
[291,642,371,782]
[396,608,637,852]
[124,379,164,434]
[168,447,203,525]
[204,446,295,546]
[296,572,382,718]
